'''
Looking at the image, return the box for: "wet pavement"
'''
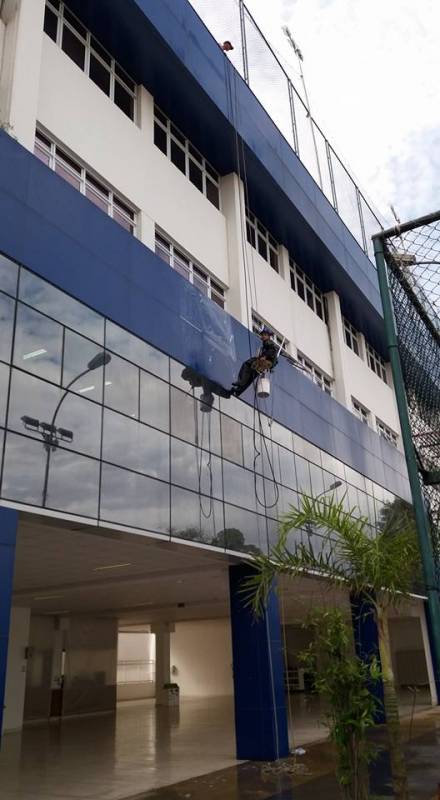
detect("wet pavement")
[135,708,440,800]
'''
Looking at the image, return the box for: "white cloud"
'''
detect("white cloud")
[191,0,440,223]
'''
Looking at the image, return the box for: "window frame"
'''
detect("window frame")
[153,105,220,210]
[245,209,279,272]
[376,418,398,447]
[366,342,388,383]
[343,317,360,356]
[296,351,333,396]
[34,129,137,235]
[154,230,225,309]
[352,397,370,425]
[44,1,137,121]
[289,258,326,321]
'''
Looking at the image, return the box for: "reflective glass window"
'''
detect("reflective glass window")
[0,362,9,425]
[7,369,102,458]
[223,504,267,555]
[100,463,170,534]
[171,486,224,546]
[170,387,196,444]
[114,81,134,119]
[309,462,324,496]
[104,353,139,418]
[0,292,15,363]
[278,485,299,516]
[102,409,169,482]
[197,406,221,456]
[223,460,256,512]
[62,25,86,69]
[279,446,296,489]
[2,431,48,506]
[221,414,243,465]
[242,424,261,474]
[62,329,105,402]
[19,269,104,343]
[105,321,168,379]
[294,455,311,495]
[45,448,100,517]
[0,254,18,296]
[171,437,222,499]
[140,371,169,433]
[261,438,281,483]
[13,303,63,384]
[89,53,111,95]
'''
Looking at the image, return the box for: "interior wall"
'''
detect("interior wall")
[2,606,30,733]
[23,614,55,722]
[117,631,155,702]
[170,619,233,697]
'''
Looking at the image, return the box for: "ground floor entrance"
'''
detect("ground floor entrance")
[0,510,437,799]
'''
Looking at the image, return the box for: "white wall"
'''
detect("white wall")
[2,607,30,733]
[170,619,233,697]
[37,40,229,284]
[343,345,400,437]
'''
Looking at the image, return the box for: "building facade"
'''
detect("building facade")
[0,0,437,781]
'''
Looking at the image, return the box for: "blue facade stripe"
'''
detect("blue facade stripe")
[351,594,386,724]
[229,564,289,760]
[0,131,410,500]
[0,507,18,742]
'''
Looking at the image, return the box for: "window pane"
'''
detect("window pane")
[171,437,222,499]
[106,320,168,378]
[88,55,111,94]
[154,122,167,155]
[2,431,47,507]
[7,369,102,458]
[221,414,243,465]
[279,446,296,488]
[35,142,51,166]
[170,387,196,443]
[170,140,186,174]
[0,292,15,363]
[85,183,109,213]
[44,6,58,41]
[269,250,278,272]
[294,455,311,494]
[104,353,139,418]
[55,158,81,190]
[114,63,135,91]
[223,504,267,555]
[0,362,9,425]
[257,235,267,261]
[91,37,111,65]
[171,486,224,546]
[19,269,104,343]
[114,81,134,119]
[139,371,170,433]
[206,180,220,209]
[63,8,86,38]
[61,26,86,70]
[45,448,100,517]
[100,463,170,534]
[102,409,169,481]
[113,209,133,233]
[0,254,18,296]
[189,160,203,192]
[223,460,255,511]
[62,328,105,403]
[13,303,62,383]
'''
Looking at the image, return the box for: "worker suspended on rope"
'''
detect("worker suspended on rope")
[231,326,278,397]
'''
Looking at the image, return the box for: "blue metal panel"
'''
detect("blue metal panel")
[424,600,440,702]
[62,0,385,355]
[351,594,385,724]
[229,564,289,760]
[0,507,18,742]
[0,131,410,499]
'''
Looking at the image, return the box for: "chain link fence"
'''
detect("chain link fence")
[381,212,440,575]
[189,0,382,262]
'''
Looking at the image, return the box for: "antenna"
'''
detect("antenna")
[282,25,323,190]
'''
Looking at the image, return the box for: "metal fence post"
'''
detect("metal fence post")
[374,233,440,697]
[239,0,249,85]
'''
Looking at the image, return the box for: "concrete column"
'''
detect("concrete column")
[324,291,350,407]
[422,601,439,705]
[138,86,155,250]
[151,622,175,705]
[278,245,290,283]
[220,172,255,327]
[0,506,18,744]
[351,594,385,723]
[0,0,45,149]
[229,564,289,761]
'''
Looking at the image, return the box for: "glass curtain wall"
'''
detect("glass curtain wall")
[0,253,406,556]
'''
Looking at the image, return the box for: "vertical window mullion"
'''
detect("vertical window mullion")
[57,2,64,47]
[84,31,91,76]
[110,58,116,102]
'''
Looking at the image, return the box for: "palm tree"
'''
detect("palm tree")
[244,494,420,800]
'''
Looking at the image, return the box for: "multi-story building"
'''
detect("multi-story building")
[0,0,437,794]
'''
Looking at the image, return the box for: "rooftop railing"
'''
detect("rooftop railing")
[189,0,383,264]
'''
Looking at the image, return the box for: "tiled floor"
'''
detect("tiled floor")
[0,693,434,800]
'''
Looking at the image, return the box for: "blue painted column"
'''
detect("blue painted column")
[424,599,440,702]
[0,507,18,742]
[229,563,289,761]
[351,593,385,723]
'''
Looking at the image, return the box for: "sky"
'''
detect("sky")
[191,0,440,225]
